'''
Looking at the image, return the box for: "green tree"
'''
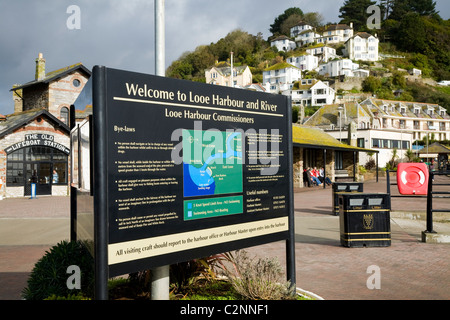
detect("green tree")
[389,0,411,20]
[362,76,382,92]
[279,14,304,36]
[408,0,437,16]
[302,12,324,28]
[389,0,437,20]
[270,7,304,36]
[392,71,406,88]
[394,13,427,52]
[166,59,194,80]
[338,0,377,31]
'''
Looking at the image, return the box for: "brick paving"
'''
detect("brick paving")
[0,177,449,300]
[247,177,450,300]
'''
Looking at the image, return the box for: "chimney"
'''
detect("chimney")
[349,22,353,29]
[12,84,23,114]
[35,53,46,81]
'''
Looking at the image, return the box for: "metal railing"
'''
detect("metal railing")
[425,171,450,233]
[387,168,450,234]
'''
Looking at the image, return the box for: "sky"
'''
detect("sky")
[0,0,449,116]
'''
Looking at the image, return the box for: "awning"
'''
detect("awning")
[292,125,378,153]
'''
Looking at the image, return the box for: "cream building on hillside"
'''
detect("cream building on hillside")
[205,63,252,88]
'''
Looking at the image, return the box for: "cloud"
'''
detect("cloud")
[0,0,449,116]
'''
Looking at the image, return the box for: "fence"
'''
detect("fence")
[386,168,450,236]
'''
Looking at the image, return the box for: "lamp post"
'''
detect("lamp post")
[427,125,437,167]
[338,105,343,142]
[152,0,170,301]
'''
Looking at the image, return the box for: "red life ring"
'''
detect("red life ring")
[397,163,429,195]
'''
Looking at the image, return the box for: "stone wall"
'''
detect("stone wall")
[48,71,88,121]
[23,83,49,111]
[293,147,303,187]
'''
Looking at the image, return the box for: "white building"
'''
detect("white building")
[286,54,319,72]
[317,23,354,45]
[263,63,302,93]
[283,79,335,106]
[327,128,414,167]
[344,32,379,62]
[270,35,296,52]
[318,59,367,78]
[360,98,450,142]
[295,29,321,46]
[304,99,450,166]
[290,22,314,37]
[305,46,338,63]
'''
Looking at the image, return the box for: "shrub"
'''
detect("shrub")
[221,250,295,300]
[22,240,94,300]
[365,158,376,170]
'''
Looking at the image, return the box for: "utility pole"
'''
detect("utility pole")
[151,0,169,301]
[230,51,234,87]
[155,0,165,77]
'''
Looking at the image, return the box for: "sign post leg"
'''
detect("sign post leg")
[151,0,170,301]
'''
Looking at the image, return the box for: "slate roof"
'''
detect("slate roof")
[209,64,249,77]
[0,109,69,139]
[361,98,448,120]
[264,62,299,71]
[271,35,292,42]
[324,24,352,31]
[11,63,91,92]
[303,102,367,127]
[292,125,376,153]
[350,32,375,40]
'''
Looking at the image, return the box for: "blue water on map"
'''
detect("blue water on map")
[183,132,241,197]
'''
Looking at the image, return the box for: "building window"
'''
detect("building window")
[357,138,365,148]
[72,79,81,87]
[60,107,69,125]
[372,139,381,148]
[6,146,68,188]
[391,140,400,149]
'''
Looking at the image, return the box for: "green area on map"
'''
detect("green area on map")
[184,196,243,221]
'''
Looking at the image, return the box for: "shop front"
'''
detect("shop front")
[0,109,70,198]
[6,144,69,196]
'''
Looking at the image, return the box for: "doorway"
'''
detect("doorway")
[24,162,52,196]
[7,146,68,197]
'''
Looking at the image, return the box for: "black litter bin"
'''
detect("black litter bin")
[332,182,363,215]
[339,193,391,248]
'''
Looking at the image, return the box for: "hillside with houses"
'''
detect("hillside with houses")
[166,0,450,167]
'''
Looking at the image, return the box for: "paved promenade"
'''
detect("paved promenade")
[0,177,449,300]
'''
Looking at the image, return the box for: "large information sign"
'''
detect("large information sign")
[91,66,294,279]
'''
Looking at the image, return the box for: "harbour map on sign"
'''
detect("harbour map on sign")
[182,129,243,197]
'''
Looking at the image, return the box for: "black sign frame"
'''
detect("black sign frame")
[88,65,295,299]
